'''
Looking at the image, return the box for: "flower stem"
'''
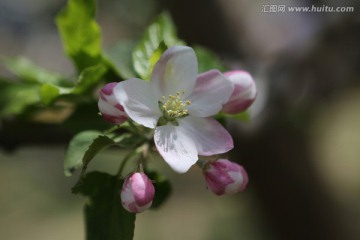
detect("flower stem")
[103,124,121,134]
[138,143,150,171]
[117,147,142,178]
[128,120,143,136]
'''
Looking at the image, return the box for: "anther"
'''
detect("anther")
[159,91,191,120]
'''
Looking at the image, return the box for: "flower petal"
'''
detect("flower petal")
[178,116,233,156]
[98,99,128,124]
[98,82,128,124]
[222,70,256,114]
[150,46,198,98]
[113,78,161,128]
[187,70,234,117]
[154,124,198,173]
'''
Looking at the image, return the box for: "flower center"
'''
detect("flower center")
[157,91,191,126]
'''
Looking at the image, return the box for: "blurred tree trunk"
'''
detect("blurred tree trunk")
[231,115,348,240]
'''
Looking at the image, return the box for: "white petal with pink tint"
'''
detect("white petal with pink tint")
[187,70,234,117]
[150,46,198,98]
[154,123,198,173]
[179,116,233,156]
[114,78,161,128]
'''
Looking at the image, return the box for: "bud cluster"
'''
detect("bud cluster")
[120,159,248,213]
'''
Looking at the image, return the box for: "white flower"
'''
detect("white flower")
[114,46,234,173]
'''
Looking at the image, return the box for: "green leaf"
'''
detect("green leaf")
[72,63,107,94]
[193,45,226,73]
[39,83,60,105]
[113,133,145,148]
[132,12,184,80]
[148,41,168,77]
[73,171,136,240]
[64,130,113,176]
[56,0,102,71]
[3,57,67,85]
[0,81,40,116]
[103,40,137,79]
[146,171,172,209]
[39,83,73,105]
[83,135,117,169]
[39,64,106,105]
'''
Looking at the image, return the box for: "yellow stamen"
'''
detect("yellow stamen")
[159,90,191,120]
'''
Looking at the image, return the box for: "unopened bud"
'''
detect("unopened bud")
[120,172,155,213]
[222,71,256,114]
[98,82,128,124]
[203,159,248,195]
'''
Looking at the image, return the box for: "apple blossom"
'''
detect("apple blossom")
[203,159,248,195]
[120,172,155,213]
[98,82,128,124]
[222,70,256,114]
[113,46,234,173]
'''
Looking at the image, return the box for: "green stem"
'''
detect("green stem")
[103,124,121,134]
[79,166,87,178]
[128,120,144,136]
[116,146,142,178]
[141,143,150,170]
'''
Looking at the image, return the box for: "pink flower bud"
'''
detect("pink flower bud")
[203,159,248,195]
[98,82,128,124]
[222,71,256,114]
[120,172,155,213]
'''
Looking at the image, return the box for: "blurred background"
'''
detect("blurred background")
[0,0,359,239]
